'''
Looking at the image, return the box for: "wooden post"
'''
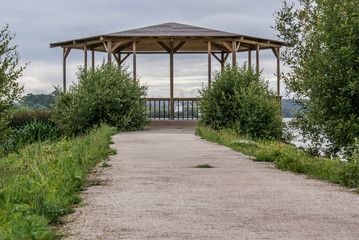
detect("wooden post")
[118,52,122,67]
[232,41,236,67]
[62,47,71,93]
[107,41,112,63]
[91,49,95,71]
[208,41,211,86]
[248,49,252,67]
[133,41,137,81]
[63,48,66,93]
[256,44,259,74]
[84,45,87,71]
[221,51,224,71]
[277,47,280,96]
[170,38,174,120]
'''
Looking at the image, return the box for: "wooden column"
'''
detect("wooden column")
[248,49,252,67]
[232,41,236,67]
[107,41,112,63]
[133,41,137,80]
[84,45,87,71]
[63,48,66,93]
[221,51,224,71]
[277,47,280,96]
[91,49,95,71]
[256,45,260,74]
[208,41,211,86]
[170,38,174,120]
[62,47,71,93]
[118,52,122,67]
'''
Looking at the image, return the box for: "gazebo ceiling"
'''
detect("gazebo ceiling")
[50,22,284,53]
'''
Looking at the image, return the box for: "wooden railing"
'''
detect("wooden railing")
[145,98,199,120]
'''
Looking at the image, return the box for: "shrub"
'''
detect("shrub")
[199,65,282,139]
[53,63,148,135]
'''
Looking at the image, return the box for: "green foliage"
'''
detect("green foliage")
[0,124,117,238]
[53,63,148,135]
[0,119,61,155]
[8,109,53,129]
[22,92,56,110]
[198,65,282,139]
[0,24,27,142]
[196,125,359,190]
[274,0,359,155]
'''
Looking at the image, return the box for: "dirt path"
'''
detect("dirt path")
[64,128,359,240]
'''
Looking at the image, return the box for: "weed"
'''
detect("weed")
[101,159,111,168]
[195,164,213,168]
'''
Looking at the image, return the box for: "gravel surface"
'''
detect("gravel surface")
[64,128,359,240]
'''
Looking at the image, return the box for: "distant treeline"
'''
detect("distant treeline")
[21,92,57,110]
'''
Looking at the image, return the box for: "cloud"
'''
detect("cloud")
[1,0,290,96]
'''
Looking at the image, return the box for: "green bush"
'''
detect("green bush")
[53,63,148,135]
[199,65,282,139]
[0,124,116,238]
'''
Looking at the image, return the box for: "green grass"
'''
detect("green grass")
[195,164,213,168]
[196,125,359,192]
[0,124,117,239]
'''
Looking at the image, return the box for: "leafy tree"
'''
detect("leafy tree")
[199,65,282,140]
[0,24,27,141]
[274,0,359,155]
[53,63,148,135]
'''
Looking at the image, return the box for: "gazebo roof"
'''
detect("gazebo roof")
[50,22,284,53]
[105,22,240,37]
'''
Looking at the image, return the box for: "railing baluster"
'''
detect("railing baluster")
[145,98,198,120]
[196,101,199,119]
[159,100,161,120]
[149,100,152,119]
[154,100,156,119]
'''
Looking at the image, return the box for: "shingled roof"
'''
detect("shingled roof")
[105,22,239,37]
[50,22,284,52]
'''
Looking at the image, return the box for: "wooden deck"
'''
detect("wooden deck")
[145,120,197,129]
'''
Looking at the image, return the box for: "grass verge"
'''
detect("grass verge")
[196,125,359,192]
[0,124,117,239]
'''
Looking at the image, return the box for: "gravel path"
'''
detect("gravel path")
[64,128,359,240]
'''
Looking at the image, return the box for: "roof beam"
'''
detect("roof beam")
[211,41,229,52]
[120,53,131,65]
[173,41,186,53]
[111,42,123,52]
[117,42,134,52]
[63,47,71,59]
[221,42,232,52]
[157,41,170,53]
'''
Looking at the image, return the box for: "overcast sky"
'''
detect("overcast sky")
[1,0,291,98]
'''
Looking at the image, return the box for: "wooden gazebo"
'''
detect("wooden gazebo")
[50,22,284,119]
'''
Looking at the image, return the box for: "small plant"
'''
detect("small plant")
[195,164,213,168]
[101,159,111,168]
